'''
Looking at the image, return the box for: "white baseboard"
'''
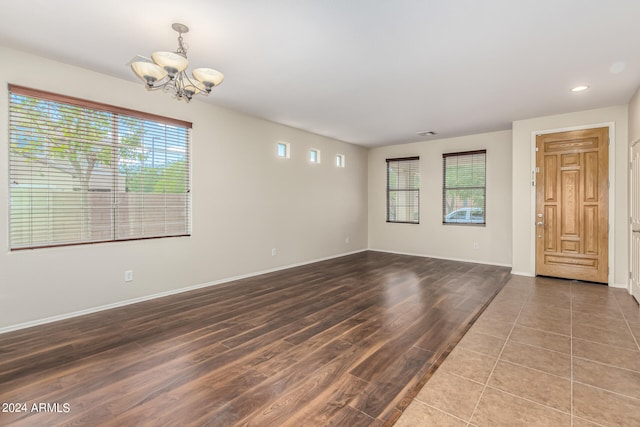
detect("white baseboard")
[0,249,368,335]
[368,248,512,268]
[510,271,535,277]
[610,282,628,290]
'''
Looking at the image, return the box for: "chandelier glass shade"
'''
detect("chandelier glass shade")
[131,23,224,102]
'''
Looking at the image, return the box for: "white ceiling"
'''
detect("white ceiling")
[1,0,639,147]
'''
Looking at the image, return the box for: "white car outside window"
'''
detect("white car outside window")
[444,207,484,224]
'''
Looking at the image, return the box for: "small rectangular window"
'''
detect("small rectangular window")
[277,142,290,158]
[336,154,345,167]
[386,157,420,224]
[309,149,320,163]
[442,150,486,225]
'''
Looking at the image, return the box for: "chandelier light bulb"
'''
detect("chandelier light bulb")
[131,62,168,88]
[192,68,225,92]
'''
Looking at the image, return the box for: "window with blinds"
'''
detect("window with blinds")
[386,157,420,224]
[442,150,486,225]
[8,85,192,250]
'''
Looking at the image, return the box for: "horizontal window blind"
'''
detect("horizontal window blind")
[442,150,486,225]
[8,85,192,250]
[386,157,420,224]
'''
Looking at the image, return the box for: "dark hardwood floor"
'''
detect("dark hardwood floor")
[0,251,510,426]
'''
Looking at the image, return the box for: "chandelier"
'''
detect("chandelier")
[131,23,224,102]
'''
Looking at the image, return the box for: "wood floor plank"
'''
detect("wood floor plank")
[349,346,435,422]
[281,374,370,427]
[0,251,509,426]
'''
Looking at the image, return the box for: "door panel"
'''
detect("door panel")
[584,206,598,255]
[561,169,578,236]
[631,141,640,301]
[544,205,557,251]
[536,127,608,283]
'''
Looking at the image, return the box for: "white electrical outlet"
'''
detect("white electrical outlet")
[271,248,277,256]
[473,242,479,250]
[124,270,133,282]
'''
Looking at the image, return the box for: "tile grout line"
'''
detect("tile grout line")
[572,353,640,375]
[513,318,637,352]
[513,322,571,337]
[419,402,470,425]
[481,384,572,416]
[430,369,486,387]
[466,289,531,426]
[569,283,640,426]
[573,415,607,427]
[571,335,639,352]
[502,337,570,357]
[572,379,640,402]
[493,358,570,381]
[619,304,640,352]
[570,282,574,427]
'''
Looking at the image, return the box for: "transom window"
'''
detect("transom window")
[309,149,320,163]
[8,85,192,250]
[277,142,290,158]
[442,150,486,225]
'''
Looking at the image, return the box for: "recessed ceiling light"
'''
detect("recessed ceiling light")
[417,131,437,137]
[571,85,590,92]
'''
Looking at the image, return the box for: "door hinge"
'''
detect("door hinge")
[631,271,634,280]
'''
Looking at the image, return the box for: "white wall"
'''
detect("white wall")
[0,46,369,330]
[368,130,512,266]
[511,106,629,287]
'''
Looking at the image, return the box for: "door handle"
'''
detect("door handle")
[634,229,640,233]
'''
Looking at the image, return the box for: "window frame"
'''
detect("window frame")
[277,142,290,159]
[442,149,486,226]
[309,148,320,164]
[386,156,420,224]
[8,84,192,250]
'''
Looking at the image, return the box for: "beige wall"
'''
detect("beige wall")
[368,130,512,266]
[0,46,369,330]
[630,86,640,143]
[511,106,629,287]
[1,44,636,331]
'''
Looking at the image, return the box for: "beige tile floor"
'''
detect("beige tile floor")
[395,275,640,427]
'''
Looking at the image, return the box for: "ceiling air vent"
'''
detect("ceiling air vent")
[416,131,437,137]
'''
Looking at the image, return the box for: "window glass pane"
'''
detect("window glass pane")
[277,143,287,158]
[442,151,486,225]
[386,157,419,223]
[9,86,191,250]
[310,149,319,163]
